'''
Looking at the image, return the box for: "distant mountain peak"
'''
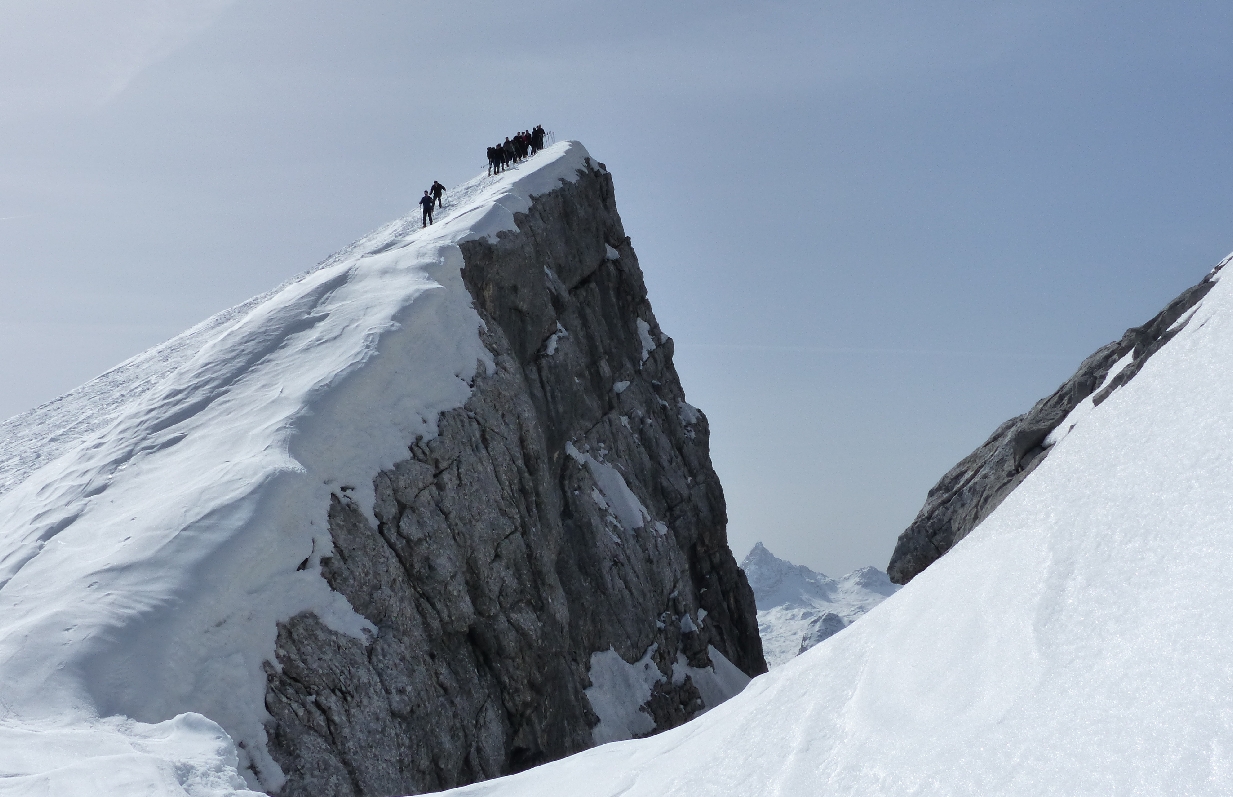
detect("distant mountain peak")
[740,544,897,667]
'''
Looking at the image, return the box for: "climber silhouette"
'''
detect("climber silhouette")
[420,191,434,227]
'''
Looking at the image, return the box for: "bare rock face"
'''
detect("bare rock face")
[262,160,765,796]
[887,262,1225,585]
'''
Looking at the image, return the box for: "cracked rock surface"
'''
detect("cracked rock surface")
[263,161,765,796]
[888,261,1225,585]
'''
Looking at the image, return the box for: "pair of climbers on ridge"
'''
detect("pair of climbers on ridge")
[420,181,446,228]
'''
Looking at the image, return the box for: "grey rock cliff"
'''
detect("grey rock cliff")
[262,158,765,795]
[887,260,1227,584]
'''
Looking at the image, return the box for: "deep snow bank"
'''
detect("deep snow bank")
[433,255,1233,796]
[0,143,592,794]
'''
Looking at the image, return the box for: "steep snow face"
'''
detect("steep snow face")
[740,543,897,667]
[0,142,596,794]
[888,261,1223,585]
[431,257,1233,796]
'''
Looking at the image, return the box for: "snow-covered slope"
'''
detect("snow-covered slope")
[433,256,1233,796]
[888,264,1220,584]
[740,543,897,667]
[0,142,599,795]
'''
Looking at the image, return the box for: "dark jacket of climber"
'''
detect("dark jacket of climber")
[419,191,435,227]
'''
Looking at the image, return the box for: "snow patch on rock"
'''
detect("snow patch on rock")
[637,318,656,364]
[545,322,569,356]
[672,646,751,712]
[567,441,653,531]
[585,643,750,748]
[585,645,662,744]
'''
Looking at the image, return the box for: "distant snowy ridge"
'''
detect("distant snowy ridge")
[428,253,1233,796]
[740,543,897,667]
[0,142,598,795]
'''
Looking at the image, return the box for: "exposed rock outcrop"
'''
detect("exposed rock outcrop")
[887,258,1228,584]
[262,158,765,795]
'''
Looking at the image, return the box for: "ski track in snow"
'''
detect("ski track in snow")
[0,142,597,795]
[431,262,1233,796]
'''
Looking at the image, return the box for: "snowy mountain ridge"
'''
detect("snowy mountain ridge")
[740,543,897,667]
[0,139,764,797]
[0,142,599,794]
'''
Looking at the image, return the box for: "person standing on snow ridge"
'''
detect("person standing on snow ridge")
[420,190,435,227]
[431,181,446,209]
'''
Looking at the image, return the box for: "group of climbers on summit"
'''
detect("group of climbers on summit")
[488,125,548,176]
[419,125,550,228]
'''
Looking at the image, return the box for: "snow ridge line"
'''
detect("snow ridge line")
[0,141,597,793]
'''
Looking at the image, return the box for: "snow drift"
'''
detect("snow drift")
[433,255,1233,796]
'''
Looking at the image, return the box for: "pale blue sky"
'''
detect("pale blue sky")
[2,1,1231,576]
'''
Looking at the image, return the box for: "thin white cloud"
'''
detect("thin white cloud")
[0,0,237,118]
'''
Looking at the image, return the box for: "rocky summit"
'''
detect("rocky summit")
[0,141,763,796]
[264,146,766,796]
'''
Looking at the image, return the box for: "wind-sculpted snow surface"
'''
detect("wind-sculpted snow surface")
[0,141,762,796]
[431,256,1233,796]
[740,543,897,667]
